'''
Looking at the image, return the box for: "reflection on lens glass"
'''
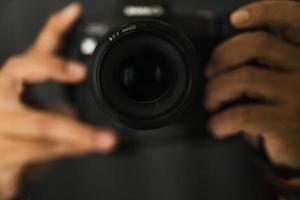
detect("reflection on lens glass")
[119,48,172,102]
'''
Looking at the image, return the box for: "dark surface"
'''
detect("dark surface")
[0,0,264,200]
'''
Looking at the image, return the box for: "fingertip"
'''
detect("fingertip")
[230,9,251,27]
[65,61,86,80]
[59,2,82,20]
[94,130,118,153]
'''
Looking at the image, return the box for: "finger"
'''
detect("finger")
[230,1,300,44]
[0,137,109,169]
[0,109,117,152]
[209,105,279,139]
[205,66,285,111]
[0,55,85,101]
[31,2,82,53]
[230,1,299,29]
[206,31,300,78]
[1,55,86,86]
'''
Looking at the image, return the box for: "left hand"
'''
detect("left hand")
[0,4,118,199]
[205,0,300,170]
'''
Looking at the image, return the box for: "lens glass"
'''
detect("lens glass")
[119,47,171,102]
[99,34,187,119]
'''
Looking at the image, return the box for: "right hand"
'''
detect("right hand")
[0,3,118,199]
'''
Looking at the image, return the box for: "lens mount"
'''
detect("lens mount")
[89,19,199,130]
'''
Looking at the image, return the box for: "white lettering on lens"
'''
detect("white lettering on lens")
[109,32,120,42]
[122,25,136,33]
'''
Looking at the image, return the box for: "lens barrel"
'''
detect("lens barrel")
[90,19,199,129]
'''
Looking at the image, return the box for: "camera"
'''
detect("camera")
[63,0,251,134]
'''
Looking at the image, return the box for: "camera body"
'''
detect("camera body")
[64,0,251,135]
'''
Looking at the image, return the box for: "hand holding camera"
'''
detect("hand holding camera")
[206,0,300,171]
[0,4,117,199]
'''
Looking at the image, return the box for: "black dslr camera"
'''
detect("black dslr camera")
[64,0,251,135]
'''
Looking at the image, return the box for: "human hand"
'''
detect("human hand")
[206,0,300,170]
[0,3,117,199]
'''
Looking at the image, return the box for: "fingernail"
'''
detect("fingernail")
[66,62,86,77]
[230,10,250,26]
[59,2,82,19]
[94,131,117,152]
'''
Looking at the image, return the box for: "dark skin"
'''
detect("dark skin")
[1,0,300,199]
[206,0,300,170]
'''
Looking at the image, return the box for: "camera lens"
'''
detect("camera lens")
[119,47,172,102]
[90,20,199,129]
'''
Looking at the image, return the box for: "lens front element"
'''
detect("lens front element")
[119,47,172,103]
[90,20,198,129]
